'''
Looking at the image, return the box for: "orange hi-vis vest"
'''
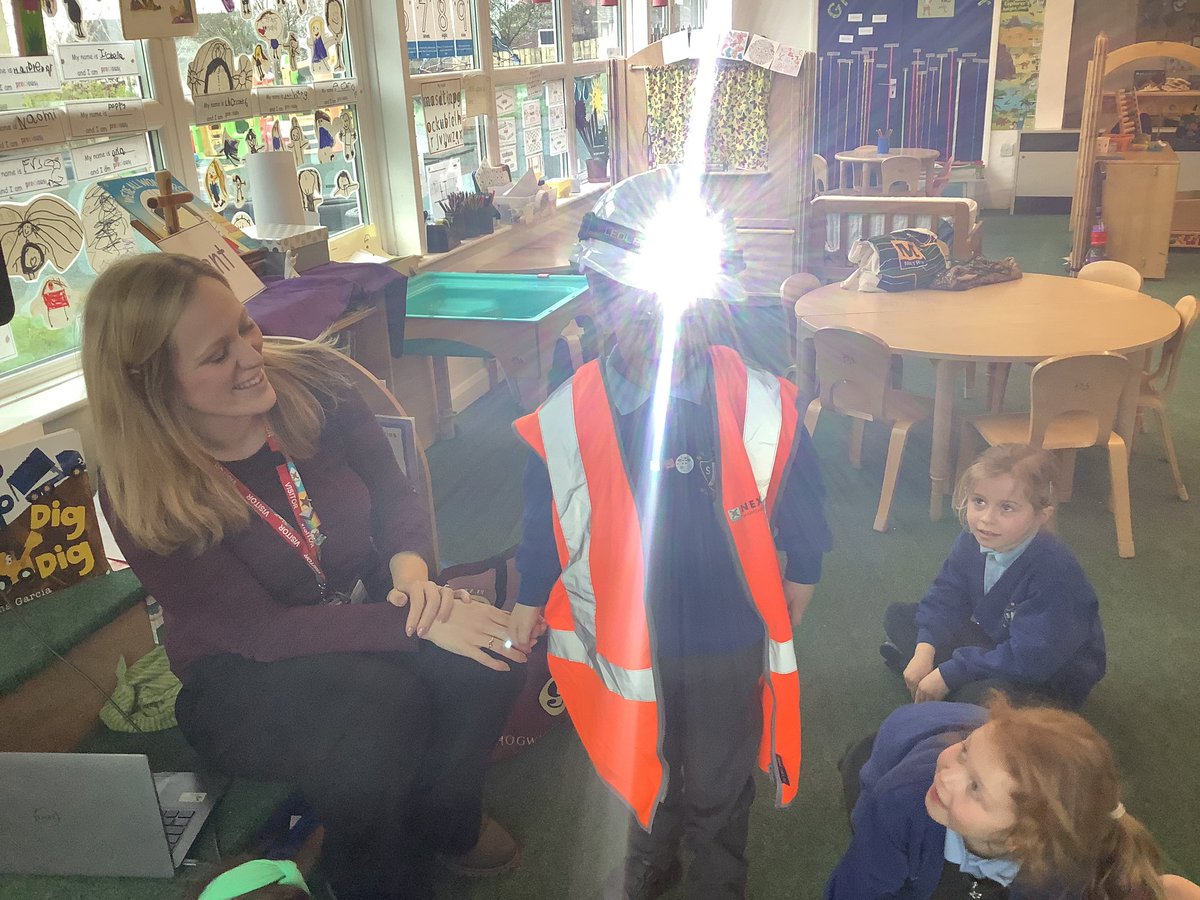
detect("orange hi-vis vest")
[513,345,803,830]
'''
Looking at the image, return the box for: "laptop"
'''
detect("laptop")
[0,752,228,878]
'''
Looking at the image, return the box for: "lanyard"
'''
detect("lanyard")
[219,427,329,594]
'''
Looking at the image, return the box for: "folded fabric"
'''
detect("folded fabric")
[841,228,949,293]
[932,256,1022,291]
[100,645,182,733]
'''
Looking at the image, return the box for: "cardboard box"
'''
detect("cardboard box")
[243,223,330,275]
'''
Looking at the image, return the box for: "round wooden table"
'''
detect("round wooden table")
[794,273,1182,519]
[834,146,941,194]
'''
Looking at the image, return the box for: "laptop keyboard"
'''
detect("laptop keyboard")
[160,808,194,849]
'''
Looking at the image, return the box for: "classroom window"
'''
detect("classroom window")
[414,94,483,216]
[403,0,478,75]
[573,0,622,62]
[574,72,610,182]
[176,0,369,237]
[495,81,568,181]
[0,0,158,386]
[490,0,561,68]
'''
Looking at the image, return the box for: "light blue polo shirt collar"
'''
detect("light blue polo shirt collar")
[604,349,709,416]
[980,530,1037,594]
[944,828,1020,887]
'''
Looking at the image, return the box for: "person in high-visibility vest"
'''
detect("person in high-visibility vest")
[510,169,832,900]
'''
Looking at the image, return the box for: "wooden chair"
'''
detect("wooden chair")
[927,156,955,196]
[1137,295,1197,500]
[271,337,440,568]
[780,272,821,395]
[812,154,829,194]
[1078,259,1143,291]
[957,352,1136,558]
[879,156,922,195]
[804,327,933,532]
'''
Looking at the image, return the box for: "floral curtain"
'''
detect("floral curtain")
[646,60,772,171]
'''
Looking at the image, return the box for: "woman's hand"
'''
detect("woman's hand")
[510,603,547,652]
[913,668,950,703]
[423,598,529,672]
[388,581,462,638]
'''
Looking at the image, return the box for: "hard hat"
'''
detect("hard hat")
[572,167,746,302]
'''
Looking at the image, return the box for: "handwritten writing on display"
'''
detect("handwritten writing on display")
[57,42,140,81]
[0,57,62,94]
[421,79,464,154]
[0,108,68,154]
[65,98,148,139]
[194,90,253,126]
[258,84,314,117]
[69,134,151,181]
[315,78,359,109]
[0,152,67,199]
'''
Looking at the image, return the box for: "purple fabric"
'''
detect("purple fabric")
[246,261,409,353]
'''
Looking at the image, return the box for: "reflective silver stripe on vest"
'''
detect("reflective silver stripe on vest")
[548,628,657,703]
[769,638,798,676]
[538,385,600,654]
[743,366,784,503]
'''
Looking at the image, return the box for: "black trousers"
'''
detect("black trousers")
[627,644,764,900]
[175,647,524,900]
[883,602,1064,707]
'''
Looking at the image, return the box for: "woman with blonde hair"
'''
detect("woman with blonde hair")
[828,697,1179,899]
[83,254,526,900]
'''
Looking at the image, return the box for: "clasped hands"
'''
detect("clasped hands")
[388,580,539,672]
[904,642,950,703]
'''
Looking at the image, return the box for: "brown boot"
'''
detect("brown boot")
[440,815,521,877]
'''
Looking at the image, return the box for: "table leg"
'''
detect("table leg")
[929,358,957,520]
[924,159,936,196]
[839,160,851,191]
[431,356,457,441]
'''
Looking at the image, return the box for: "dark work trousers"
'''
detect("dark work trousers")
[175,646,524,900]
[627,644,764,900]
[883,602,1065,708]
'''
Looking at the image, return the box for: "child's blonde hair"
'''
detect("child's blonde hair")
[987,697,1164,899]
[952,444,1058,528]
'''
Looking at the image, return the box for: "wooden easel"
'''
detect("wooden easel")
[146,169,194,235]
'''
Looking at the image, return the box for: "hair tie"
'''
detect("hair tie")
[1110,802,1126,820]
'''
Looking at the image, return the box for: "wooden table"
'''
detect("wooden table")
[795,273,1182,518]
[835,146,941,195]
[475,240,576,275]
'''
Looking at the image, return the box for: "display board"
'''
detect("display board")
[816,0,994,171]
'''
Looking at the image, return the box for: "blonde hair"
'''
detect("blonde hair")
[986,697,1164,899]
[82,253,346,556]
[953,444,1057,528]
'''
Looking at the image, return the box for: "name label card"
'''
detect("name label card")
[58,43,140,80]
[65,98,148,138]
[0,107,68,153]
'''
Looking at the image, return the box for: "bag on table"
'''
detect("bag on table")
[931,256,1022,291]
[841,227,949,293]
[440,549,566,761]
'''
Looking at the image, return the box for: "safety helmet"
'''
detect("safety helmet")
[572,167,746,302]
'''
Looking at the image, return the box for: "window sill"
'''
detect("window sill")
[0,371,87,438]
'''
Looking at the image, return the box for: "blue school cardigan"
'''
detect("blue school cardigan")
[916,531,1106,708]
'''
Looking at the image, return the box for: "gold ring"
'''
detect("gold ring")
[488,637,495,649]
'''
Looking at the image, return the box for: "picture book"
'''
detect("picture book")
[0,429,109,612]
[96,172,262,255]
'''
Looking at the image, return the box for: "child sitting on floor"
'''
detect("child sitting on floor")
[827,699,1173,899]
[880,444,1105,709]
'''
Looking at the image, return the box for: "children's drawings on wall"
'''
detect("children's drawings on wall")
[186,37,254,96]
[82,183,138,274]
[252,44,269,80]
[332,169,358,198]
[496,87,517,116]
[297,167,323,213]
[717,30,749,60]
[231,210,253,230]
[309,17,332,76]
[289,115,309,166]
[64,0,87,40]
[523,127,543,157]
[315,108,336,164]
[270,119,283,151]
[497,117,517,145]
[325,0,346,72]
[254,10,304,76]
[205,159,228,211]
[230,173,247,207]
[245,126,261,154]
[744,35,778,69]
[36,277,73,329]
[0,194,83,282]
[337,107,357,161]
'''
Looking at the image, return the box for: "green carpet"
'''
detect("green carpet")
[426,214,1200,897]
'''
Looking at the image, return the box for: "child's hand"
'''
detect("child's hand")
[914,668,950,703]
[904,643,937,697]
[510,603,547,652]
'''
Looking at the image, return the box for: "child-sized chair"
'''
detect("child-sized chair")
[1077,259,1143,291]
[804,327,932,532]
[957,352,1136,558]
[879,156,922,196]
[1137,295,1197,501]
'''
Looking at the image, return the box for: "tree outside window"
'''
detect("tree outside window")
[490,0,560,68]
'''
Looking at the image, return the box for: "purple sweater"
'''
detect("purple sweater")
[102,387,435,682]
